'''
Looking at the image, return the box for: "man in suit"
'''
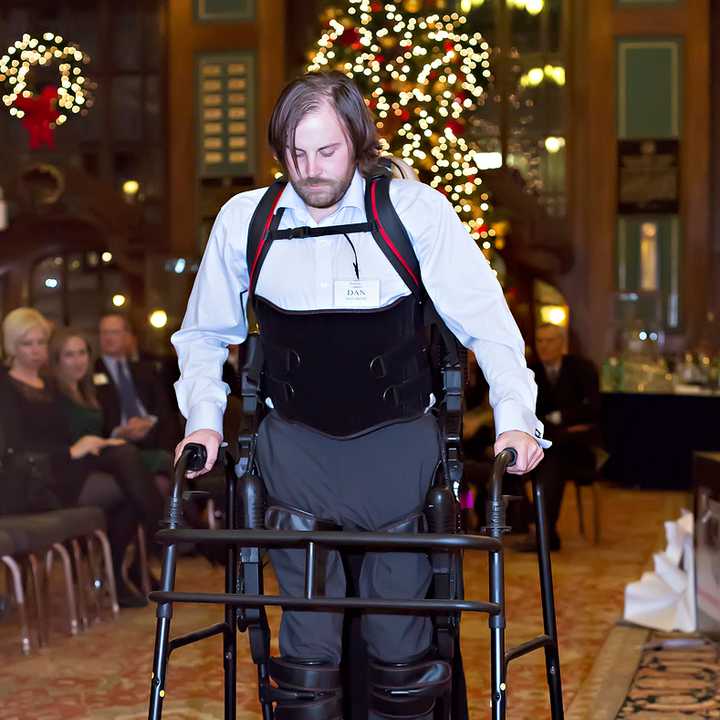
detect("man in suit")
[526,323,601,550]
[95,314,180,456]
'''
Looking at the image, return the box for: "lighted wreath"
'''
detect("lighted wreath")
[0,33,93,149]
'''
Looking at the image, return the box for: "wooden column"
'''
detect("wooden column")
[167,0,286,258]
[564,0,616,361]
[565,0,710,362]
[710,1,720,317]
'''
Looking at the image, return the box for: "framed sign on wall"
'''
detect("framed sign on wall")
[617,139,680,214]
[196,52,256,178]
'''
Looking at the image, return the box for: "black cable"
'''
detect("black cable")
[343,233,360,280]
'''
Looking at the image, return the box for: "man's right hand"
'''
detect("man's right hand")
[174,429,223,478]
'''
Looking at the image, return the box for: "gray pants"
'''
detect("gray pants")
[256,411,441,666]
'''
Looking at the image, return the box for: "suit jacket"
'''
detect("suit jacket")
[93,356,181,451]
[531,354,601,440]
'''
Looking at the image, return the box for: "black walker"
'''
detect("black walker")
[146,441,564,719]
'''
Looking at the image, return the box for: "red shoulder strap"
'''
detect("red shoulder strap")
[247,181,286,305]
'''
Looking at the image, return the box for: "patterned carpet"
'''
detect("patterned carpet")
[616,632,720,718]
[0,485,689,720]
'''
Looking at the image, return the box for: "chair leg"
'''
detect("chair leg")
[2,555,32,655]
[28,553,49,647]
[52,542,80,636]
[93,529,119,616]
[137,525,151,596]
[575,482,586,538]
[71,539,91,629]
[207,498,217,529]
[44,549,54,637]
[85,536,104,621]
[532,479,565,719]
[592,483,601,545]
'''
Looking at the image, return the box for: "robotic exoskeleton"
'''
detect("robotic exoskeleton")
[146,161,564,720]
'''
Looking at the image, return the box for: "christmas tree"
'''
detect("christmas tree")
[307,0,506,262]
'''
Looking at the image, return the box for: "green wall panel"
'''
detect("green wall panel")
[195,0,255,22]
[617,39,681,139]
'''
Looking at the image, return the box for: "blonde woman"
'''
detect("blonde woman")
[0,310,162,607]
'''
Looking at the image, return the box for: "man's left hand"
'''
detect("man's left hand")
[494,430,544,474]
[123,416,155,441]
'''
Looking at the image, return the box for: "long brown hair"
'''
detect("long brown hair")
[48,328,100,409]
[268,71,381,177]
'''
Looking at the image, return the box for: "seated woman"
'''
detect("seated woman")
[51,327,207,538]
[51,326,169,478]
[1,308,164,608]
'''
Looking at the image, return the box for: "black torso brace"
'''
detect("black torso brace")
[254,294,433,438]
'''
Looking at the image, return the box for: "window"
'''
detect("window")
[30,250,127,333]
[451,0,567,216]
[0,0,167,237]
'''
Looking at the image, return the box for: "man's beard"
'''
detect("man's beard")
[292,166,355,210]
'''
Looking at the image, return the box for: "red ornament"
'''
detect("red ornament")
[444,119,465,136]
[444,40,454,52]
[400,110,410,121]
[14,86,60,150]
[338,26,361,47]
[371,1,382,11]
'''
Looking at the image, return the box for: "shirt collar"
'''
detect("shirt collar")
[277,169,365,225]
[544,360,562,375]
[103,355,126,375]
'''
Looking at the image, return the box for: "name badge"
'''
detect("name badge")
[333,280,380,308]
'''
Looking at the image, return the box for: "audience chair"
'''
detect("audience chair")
[574,445,609,545]
[0,529,31,654]
[0,507,118,651]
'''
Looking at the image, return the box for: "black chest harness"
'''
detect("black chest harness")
[245,163,463,449]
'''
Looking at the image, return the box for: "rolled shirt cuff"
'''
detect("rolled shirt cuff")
[184,400,225,438]
[493,399,552,449]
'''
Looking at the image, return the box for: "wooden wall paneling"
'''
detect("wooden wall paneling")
[613,0,710,346]
[168,0,197,259]
[712,0,720,317]
[678,0,710,345]
[565,0,709,362]
[564,0,617,362]
[257,0,287,179]
[168,0,286,258]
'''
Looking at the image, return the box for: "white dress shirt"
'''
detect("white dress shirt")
[172,169,548,447]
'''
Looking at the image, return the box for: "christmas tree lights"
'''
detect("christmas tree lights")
[308,1,505,254]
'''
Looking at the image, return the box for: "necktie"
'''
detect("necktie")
[546,365,560,384]
[116,360,143,421]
